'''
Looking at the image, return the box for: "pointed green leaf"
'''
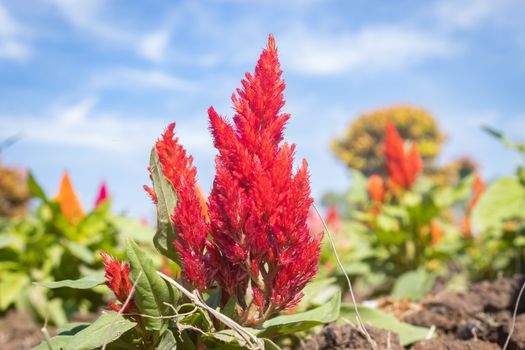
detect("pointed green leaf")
[27,172,48,202]
[127,239,178,330]
[339,304,431,345]
[158,330,177,350]
[33,272,105,289]
[149,147,180,263]
[64,312,136,349]
[63,240,95,264]
[33,312,136,350]
[258,290,341,337]
[391,269,436,301]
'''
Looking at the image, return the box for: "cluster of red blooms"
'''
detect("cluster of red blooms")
[366,121,423,204]
[105,35,320,324]
[100,251,134,313]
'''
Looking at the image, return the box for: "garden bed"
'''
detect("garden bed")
[303,275,525,349]
[4,275,525,349]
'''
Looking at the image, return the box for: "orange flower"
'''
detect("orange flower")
[430,220,443,246]
[55,172,84,222]
[368,175,385,203]
[462,173,485,238]
[468,173,484,211]
[384,121,422,189]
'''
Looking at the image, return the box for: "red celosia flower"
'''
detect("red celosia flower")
[94,181,109,208]
[100,251,134,312]
[145,35,321,320]
[384,121,422,189]
[368,175,385,203]
[154,123,209,291]
[325,206,342,234]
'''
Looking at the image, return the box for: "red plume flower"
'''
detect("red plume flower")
[94,182,109,208]
[154,123,209,291]
[325,206,342,234]
[368,175,385,203]
[384,121,422,189]
[145,35,321,322]
[207,35,320,313]
[100,251,134,312]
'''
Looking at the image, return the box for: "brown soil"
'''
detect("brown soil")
[404,275,525,349]
[411,338,500,350]
[304,275,525,350]
[0,310,99,350]
[302,323,403,350]
[0,310,48,350]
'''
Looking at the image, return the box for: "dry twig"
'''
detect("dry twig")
[313,203,379,350]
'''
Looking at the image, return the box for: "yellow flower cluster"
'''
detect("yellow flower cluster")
[0,165,30,218]
[331,105,445,176]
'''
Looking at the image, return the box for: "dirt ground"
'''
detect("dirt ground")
[303,275,525,349]
[3,275,525,349]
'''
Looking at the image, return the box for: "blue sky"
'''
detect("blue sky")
[1,0,524,218]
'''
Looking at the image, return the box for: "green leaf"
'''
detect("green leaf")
[149,147,181,263]
[157,330,177,350]
[33,272,105,289]
[62,312,136,350]
[63,240,95,264]
[0,272,29,310]
[33,335,71,350]
[391,269,436,301]
[112,216,155,243]
[347,169,368,204]
[471,177,525,232]
[339,304,431,346]
[258,290,341,337]
[127,239,178,330]
[483,125,525,155]
[27,172,48,201]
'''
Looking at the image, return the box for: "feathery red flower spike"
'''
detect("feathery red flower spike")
[100,251,134,313]
[145,35,321,323]
[384,121,422,190]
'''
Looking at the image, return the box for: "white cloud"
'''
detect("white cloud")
[90,67,197,92]
[435,0,499,30]
[0,4,31,61]
[280,25,460,76]
[0,98,212,154]
[49,0,171,63]
[138,30,170,63]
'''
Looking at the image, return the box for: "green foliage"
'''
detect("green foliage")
[0,174,154,324]
[471,177,525,232]
[126,239,178,330]
[391,269,436,301]
[339,304,432,346]
[148,148,181,264]
[33,312,136,350]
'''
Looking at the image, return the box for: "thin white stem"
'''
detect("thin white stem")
[157,271,264,350]
[102,270,142,350]
[313,203,379,350]
[503,278,525,350]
